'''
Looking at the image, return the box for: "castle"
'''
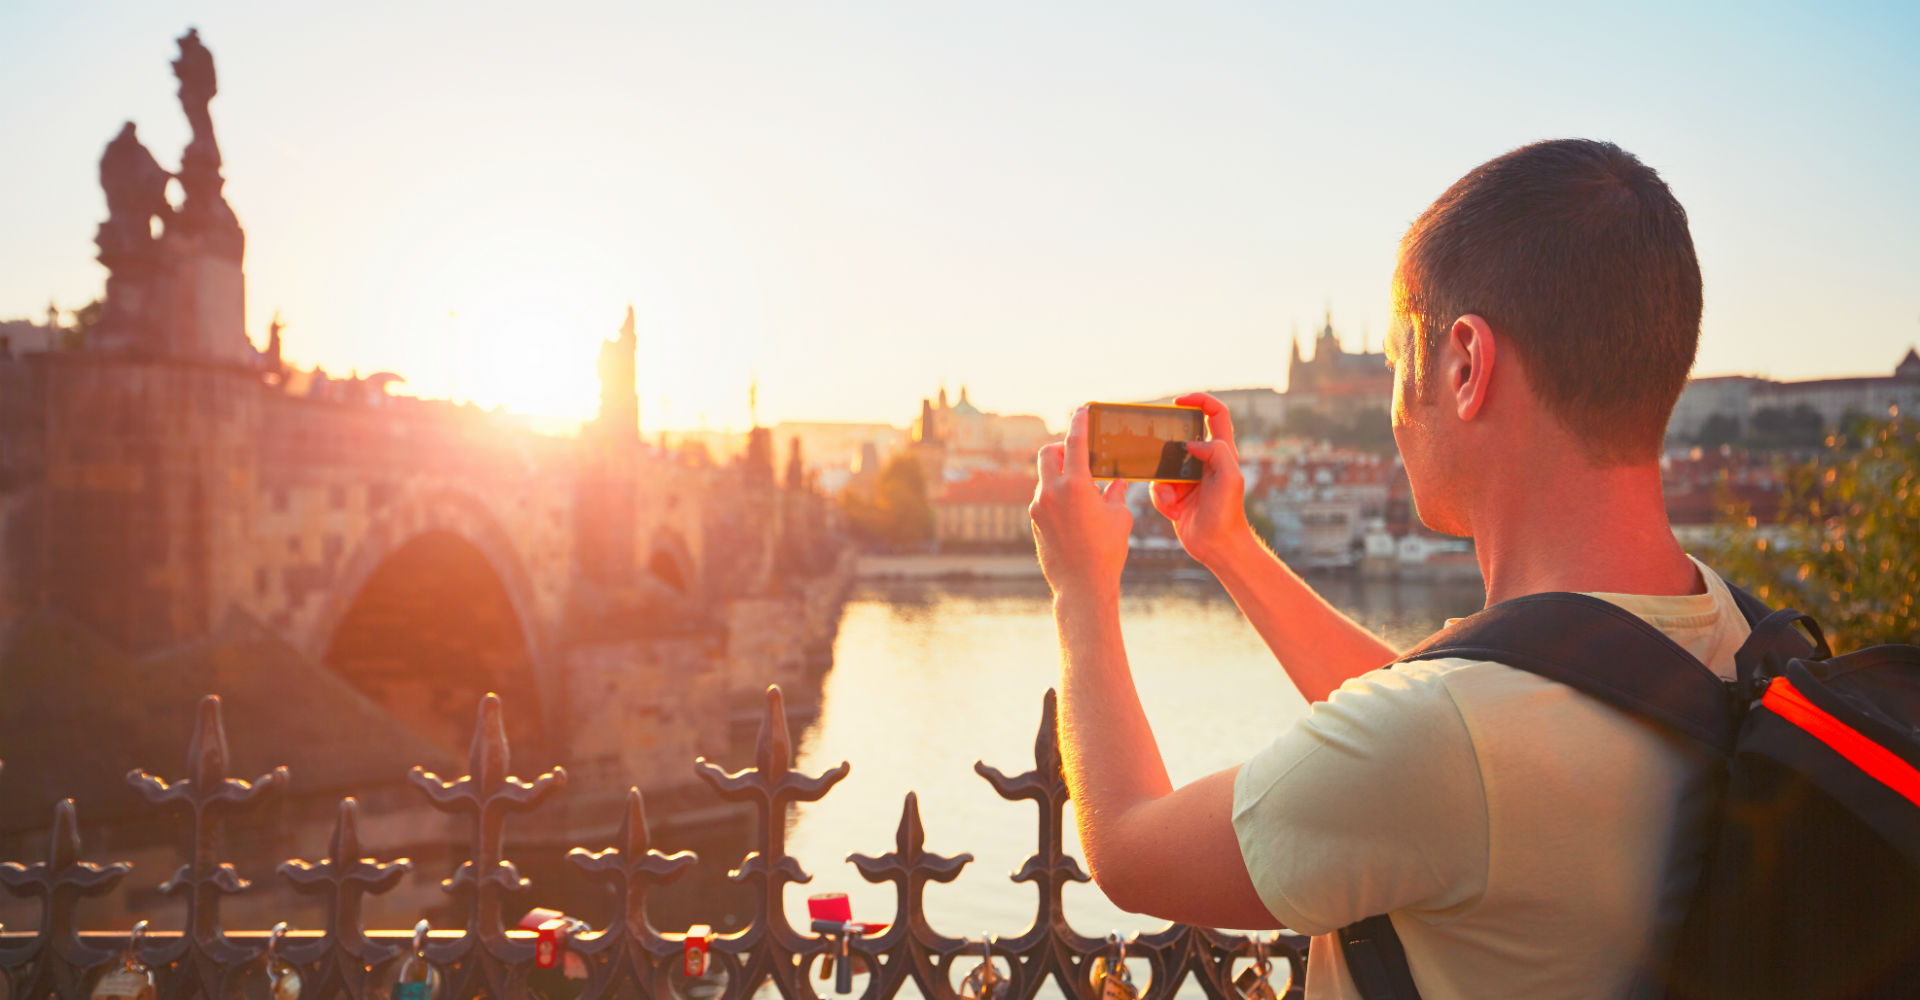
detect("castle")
[1286,309,1391,423]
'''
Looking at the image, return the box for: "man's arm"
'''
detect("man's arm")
[1204,528,1402,705]
[1030,408,1280,930]
[1153,394,1399,702]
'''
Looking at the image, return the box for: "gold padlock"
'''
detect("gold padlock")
[92,921,156,1000]
[958,940,1005,1000]
[1090,935,1139,1000]
[1233,963,1277,1000]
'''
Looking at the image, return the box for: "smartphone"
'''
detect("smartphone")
[1085,402,1207,482]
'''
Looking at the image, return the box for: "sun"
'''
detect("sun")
[437,269,613,426]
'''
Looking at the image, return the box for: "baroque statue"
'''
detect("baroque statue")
[95,122,173,267]
[91,27,252,359]
[170,27,241,249]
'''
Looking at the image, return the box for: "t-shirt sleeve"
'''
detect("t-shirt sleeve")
[1231,661,1490,936]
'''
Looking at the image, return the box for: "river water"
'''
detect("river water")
[775,573,1485,981]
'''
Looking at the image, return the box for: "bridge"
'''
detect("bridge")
[0,30,851,924]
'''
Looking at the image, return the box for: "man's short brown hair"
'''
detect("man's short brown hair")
[1395,139,1702,464]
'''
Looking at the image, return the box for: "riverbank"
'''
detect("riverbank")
[856,549,1482,585]
[857,552,1044,580]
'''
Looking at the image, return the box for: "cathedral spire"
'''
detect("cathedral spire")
[595,304,640,441]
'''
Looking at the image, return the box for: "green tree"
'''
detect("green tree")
[840,452,933,551]
[1283,406,1396,456]
[1708,415,1919,652]
[1747,405,1826,450]
[1694,413,1742,450]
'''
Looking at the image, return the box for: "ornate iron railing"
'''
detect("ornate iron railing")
[0,687,1307,1000]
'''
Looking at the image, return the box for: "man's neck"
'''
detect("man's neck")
[1469,460,1699,606]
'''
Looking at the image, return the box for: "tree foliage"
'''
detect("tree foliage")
[1284,406,1396,455]
[1691,405,1827,453]
[1709,415,1919,652]
[840,452,933,551]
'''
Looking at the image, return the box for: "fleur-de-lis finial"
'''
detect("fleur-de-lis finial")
[279,798,413,966]
[127,694,288,967]
[694,685,850,993]
[569,787,699,943]
[0,798,132,982]
[849,792,972,946]
[406,693,566,1000]
[845,792,975,997]
[567,787,701,1000]
[975,690,1094,962]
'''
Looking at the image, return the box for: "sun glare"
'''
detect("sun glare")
[409,264,616,427]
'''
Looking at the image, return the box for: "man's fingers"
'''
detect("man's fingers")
[1186,439,1240,480]
[1150,481,1190,516]
[1174,392,1236,448]
[1101,478,1130,505]
[1037,442,1065,481]
[1062,405,1090,480]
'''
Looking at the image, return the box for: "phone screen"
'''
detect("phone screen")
[1086,403,1206,482]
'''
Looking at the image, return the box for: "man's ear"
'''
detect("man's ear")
[1447,315,1496,422]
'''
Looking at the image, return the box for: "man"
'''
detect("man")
[1028,139,1747,998]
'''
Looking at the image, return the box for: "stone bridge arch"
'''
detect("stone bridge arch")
[302,482,556,755]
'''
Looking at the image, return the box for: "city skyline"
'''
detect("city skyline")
[2,2,1917,429]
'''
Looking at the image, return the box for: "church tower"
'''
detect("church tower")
[1288,325,1304,392]
[594,305,640,444]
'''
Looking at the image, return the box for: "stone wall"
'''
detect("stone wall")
[1,347,859,934]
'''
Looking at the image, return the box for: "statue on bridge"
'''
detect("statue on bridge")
[95,123,174,331]
[96,123,172,261]
[91,28,251,360]
[170,27,241,254]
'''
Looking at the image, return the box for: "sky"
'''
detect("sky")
[2,1,1916,431]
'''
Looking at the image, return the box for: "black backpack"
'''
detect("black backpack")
[1335,587,1920,1000]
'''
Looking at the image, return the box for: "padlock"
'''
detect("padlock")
[683,925,711,979]
[92,921,155,1000]
[807,894,852,924]
[1231,937,1278,1000]
[1090,935,1138,1000]
[239,923,303,1000]
[807,894,884,994]
[391,920,441,1000]
[957,940,1005,1000]
[533,917,569,971]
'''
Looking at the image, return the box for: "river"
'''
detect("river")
[774,572,1486,982]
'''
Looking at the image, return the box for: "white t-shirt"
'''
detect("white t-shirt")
[1232,558,1751,1000]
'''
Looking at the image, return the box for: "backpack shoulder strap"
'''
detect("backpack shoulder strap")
[1338,915,1424,1000]
[1403,591,1737,753]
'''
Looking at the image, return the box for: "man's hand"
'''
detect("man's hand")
[1031,406,1133,601]
[1150,393,1254,567]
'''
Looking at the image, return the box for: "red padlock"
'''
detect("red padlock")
[807,894,853,924]
[534,917,570,970]
[683,924,712,978]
